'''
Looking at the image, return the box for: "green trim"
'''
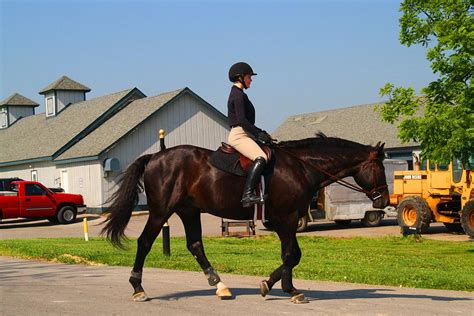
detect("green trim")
[0,156,51,167]
[54,155,99,165]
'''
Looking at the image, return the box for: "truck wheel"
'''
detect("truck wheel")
[461,199,474,237]
[296,216,308,232]
[361,211,383,227]
[334,220,351,227]
[397,196,431,233]
[57,206,77,224]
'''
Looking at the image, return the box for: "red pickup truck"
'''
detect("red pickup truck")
[0,181,86,224]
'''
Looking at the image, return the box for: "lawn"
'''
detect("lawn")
[0,235,472,291]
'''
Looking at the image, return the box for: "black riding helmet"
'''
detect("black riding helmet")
[228,62,257,83]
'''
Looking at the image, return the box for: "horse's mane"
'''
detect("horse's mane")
[277,132,368,150]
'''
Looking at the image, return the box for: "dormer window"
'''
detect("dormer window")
[0,107,7,128]
[46,96,55,117]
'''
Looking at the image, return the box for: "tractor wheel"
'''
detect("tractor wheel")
[443,223,464,233]
[361,211,383,227]
[397,196,431,233]
[461,199,474,237]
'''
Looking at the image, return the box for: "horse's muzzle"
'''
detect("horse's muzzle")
[372,190,390,209]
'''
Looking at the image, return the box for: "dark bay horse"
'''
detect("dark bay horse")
[102,135,389,303]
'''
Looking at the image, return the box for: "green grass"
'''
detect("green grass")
[0,235,473,291]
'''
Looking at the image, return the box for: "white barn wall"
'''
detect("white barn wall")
[101,92,229,207]
[0,160,102,209]
[58,161,103,208]
[0,161,58,187]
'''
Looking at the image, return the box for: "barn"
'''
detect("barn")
[272,103,420,169]
[0,75,229,212]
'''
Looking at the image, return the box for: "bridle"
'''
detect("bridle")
[275,145,388,201]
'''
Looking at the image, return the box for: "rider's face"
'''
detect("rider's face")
[243,74,252,88]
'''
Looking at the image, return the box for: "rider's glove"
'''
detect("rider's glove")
[257,131,273,144]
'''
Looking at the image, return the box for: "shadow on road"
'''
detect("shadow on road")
[152,287,472,302]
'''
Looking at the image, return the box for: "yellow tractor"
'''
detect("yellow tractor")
[390,158,473,237]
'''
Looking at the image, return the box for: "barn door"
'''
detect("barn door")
[61,170,69,193]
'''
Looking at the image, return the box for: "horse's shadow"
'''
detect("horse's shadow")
[151,287,472,302]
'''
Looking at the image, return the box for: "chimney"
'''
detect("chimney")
[0,93,39,129]
[39,75,91,117]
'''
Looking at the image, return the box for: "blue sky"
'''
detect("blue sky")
[0,0,435,133]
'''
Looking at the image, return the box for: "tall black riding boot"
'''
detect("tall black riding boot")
[241,156,267,208]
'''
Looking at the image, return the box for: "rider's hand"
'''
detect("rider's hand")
[257,131,273,144]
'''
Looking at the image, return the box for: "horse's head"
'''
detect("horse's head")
[352,142,390,209]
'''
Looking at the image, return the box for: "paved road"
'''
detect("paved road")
[0,212,471,242]
[1,256,472,316]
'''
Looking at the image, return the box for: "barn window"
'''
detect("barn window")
[46,97,55,116]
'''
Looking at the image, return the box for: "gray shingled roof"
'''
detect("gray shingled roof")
[39,75,91,95]
[0,93,39,107]
[0,89,135,164]
[272,103,419,149]
[56,88,185,161]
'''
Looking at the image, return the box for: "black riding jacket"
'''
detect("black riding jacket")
[227,85,262,137]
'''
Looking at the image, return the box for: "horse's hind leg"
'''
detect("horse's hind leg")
[177,209,233,299]
[129,211,169,302]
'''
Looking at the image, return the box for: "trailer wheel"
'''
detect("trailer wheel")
[361,211,383,227]
[57,206,77,224]
[397,196,431,233]
[461,199,474,237]
[296,216,308,232]
[262,220,274,231]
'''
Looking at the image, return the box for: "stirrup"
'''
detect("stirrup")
[241,194,266,207]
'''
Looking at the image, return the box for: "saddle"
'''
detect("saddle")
[220,142,273,171]
[210,142,274,177]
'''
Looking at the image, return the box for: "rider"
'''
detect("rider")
[227,62,273,207]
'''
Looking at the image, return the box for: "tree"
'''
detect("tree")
[378,0,473,166]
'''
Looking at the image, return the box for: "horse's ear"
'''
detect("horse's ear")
[375,141,381,148]
[377,142,385,158]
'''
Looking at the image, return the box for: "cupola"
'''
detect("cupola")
[0,93,39,129]
[39,75,91,117]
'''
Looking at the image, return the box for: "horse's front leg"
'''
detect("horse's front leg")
[178,210,233,299]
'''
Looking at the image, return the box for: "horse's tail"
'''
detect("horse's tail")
[101,154,153,248]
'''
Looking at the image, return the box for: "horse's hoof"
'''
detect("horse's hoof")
[259,280,270,297]
[132,291,149,302]
[216,285,233,299]
[290,293,309,304]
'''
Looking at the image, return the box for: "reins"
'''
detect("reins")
[273,144,387,200]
